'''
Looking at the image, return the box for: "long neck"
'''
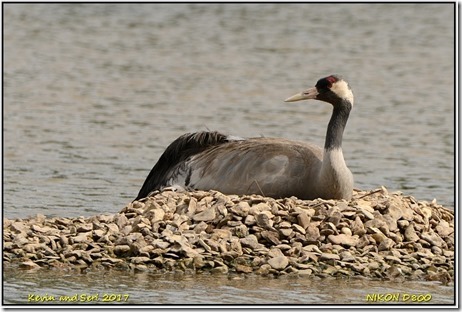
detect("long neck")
[324,100,352,150]
[316,99,353,200]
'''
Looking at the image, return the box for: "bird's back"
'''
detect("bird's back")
[166,136,324,199]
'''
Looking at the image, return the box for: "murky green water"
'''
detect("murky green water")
[3,3,455,306]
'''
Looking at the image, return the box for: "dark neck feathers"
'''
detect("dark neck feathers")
[324,100,352,150]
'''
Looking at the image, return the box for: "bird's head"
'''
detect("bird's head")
[285,75,354,106]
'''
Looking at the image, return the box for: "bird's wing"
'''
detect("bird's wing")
[135,131,239,200]
[182,137,324,198]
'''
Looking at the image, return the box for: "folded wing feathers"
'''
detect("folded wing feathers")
[135,131,232,200]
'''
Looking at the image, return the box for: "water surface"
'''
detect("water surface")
[3,3,455,307]
[3,267,455,305]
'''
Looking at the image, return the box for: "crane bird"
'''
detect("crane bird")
[134,74,354,201]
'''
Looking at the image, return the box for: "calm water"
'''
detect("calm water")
[2,266,455,305]
[3,3,455,306]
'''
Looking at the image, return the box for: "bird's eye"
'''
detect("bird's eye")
[316,79,332,91]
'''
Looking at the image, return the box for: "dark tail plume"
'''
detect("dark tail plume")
[134,131,230,201]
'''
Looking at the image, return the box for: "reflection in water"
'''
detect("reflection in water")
[3,267,455,305]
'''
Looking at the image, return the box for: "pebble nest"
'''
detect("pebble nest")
[3,187,454,283]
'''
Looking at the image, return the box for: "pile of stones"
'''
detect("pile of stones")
[3,187,454,283]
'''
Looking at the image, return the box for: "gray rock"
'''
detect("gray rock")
[256,212,273,229]
[279,228,293,237]
[19,260,41,270]
[327,234,359,247]
[114,213,129,229]
[365,218,389,235]
[250,203,272,215]
[234,224,249,238]
[11,221,27,233]
[192,207,216,222]
[229,238,243,255]
[320,253,340,261]
[31,224,56,233]
[92,229,105,240]
[105,223,119,234]
[278,221,291,228]
[244,215,256,226]
[1,187,455,281]
[385,204,403,221]
[351,216,366,236]
[149,208,165,223]
[211,265,229,274]
[292,224,306,235]
[382,214,398,232]
[378,238,395,251]
[240,235,262,250]
[154,240,170,249]
[12,235,30,247]
[267,256,289,270]
[404,224,419,242]
[255,263,272,275]
[356,201,375,220]
[72,233,89,243]
[397,203,414,221]
[340,227,352,236]
[397,219,410,229]
[261,230,281,245]
[193,221,208,234]
[114,245,131,256]
[230,202,250,217]
[305,224,320,241]
[298,269,313,276]
[297,213,311,229]
[436,220,454,237]
[268,247,285,258]
[421,232,445,248]
[236,264,253,273]
[54,218,72,226]
[303,245,322,254]
[339,251,355,262]
[97,214,114,223]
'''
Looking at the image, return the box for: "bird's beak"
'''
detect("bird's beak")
[284,87,318,102]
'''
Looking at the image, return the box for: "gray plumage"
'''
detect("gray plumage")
[135,75,354,201]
